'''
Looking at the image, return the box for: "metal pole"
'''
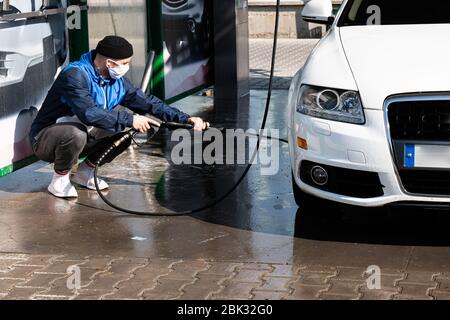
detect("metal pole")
[140,51,155,93]
[2,0,10,11]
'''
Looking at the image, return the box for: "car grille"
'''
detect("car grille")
[0,52,9,78]
[163,0,188,8]
[388,99,450,141]
[387,97,450,196]
[399,169,450,195]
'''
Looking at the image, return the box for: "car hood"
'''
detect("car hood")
[340,24,450,110]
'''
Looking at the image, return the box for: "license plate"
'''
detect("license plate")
[404,144,450,169]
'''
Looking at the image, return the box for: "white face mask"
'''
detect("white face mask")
[107,60,130,79]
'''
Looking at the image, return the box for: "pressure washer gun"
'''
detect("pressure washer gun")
[96,120,202,167]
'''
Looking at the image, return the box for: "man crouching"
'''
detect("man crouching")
[30,35,209,198]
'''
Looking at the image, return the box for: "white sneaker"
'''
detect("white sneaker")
[48,173,78,198]
[71,161,109,191]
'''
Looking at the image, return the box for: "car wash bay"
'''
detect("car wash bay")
[0,39,450,300]
[1,0,450,299]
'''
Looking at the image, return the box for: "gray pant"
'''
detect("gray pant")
[32,123,129,172]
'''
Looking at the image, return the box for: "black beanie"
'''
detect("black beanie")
[96,35,134,60]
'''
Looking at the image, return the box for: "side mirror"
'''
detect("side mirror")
[302,0,334,26]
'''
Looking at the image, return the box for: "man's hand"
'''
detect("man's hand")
[133,115,161,133]
[188,117,210,132]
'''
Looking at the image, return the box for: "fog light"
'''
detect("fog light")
[311,166,328,186]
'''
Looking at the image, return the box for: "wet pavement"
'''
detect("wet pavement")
[1,39,450,300]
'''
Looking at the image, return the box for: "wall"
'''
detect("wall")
[249,0,343,38]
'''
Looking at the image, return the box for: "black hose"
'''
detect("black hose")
[93,0,282,216]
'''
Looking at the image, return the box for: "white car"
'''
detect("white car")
[288,0,450,208]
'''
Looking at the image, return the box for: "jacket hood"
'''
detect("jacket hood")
[72,50,114,86]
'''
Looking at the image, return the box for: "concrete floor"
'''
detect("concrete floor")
[1,89,450,300]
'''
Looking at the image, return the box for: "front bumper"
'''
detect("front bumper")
[288,109,450,207]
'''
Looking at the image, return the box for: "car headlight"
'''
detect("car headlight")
[296,85,365,124]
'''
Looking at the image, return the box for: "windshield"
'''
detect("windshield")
[339,0,450,26]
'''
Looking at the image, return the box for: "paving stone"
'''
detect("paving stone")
[114,257,149,265]
[179,274,224,300]
[284,284,326,300]
[430,290,450,300]
[359,290,396,300]
[14,255,55,267]
[326,279,363,295]
[393,294,434,300]
[141,278,192,299]
[395,282,436,299]
[79,256,114,269]
[295,273,331,286]
[335,267,365,281]
[400,272,438,284]
[0,265,44,279]
[131,258,180,280]
[38,260,85,274]
[104,260,146,276]
[78,267,105,286]
[249,39,317,89]
[104,279,150,299]
[299,267,337,276]
[211,282,256,300]
[83,274,125,291]
[33,295,72,300]
[433,276,450,291]
[128,260,178,284]
[0,259,23,272]
[0,254,28,261]
[0,278,23,293]
[40,277,76,297]
[225,269,265,284]
[381,274,405,287]
[165,260,209,280]
[0,252,446,300]
[16,273,66,288]
[142,293,180,300]
[251,291,287,300]
[237,263,272,271]
[101,294,136,300]
[257,276,291,292]
[201,262,242,275]
[73,289,110,300]
[320,293,361,300]
[53,255,87,261]
[2,287,45,299]
[359,275,403,293]
[266,265,299,278]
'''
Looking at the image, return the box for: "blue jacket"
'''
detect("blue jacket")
[30,51,190,140]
